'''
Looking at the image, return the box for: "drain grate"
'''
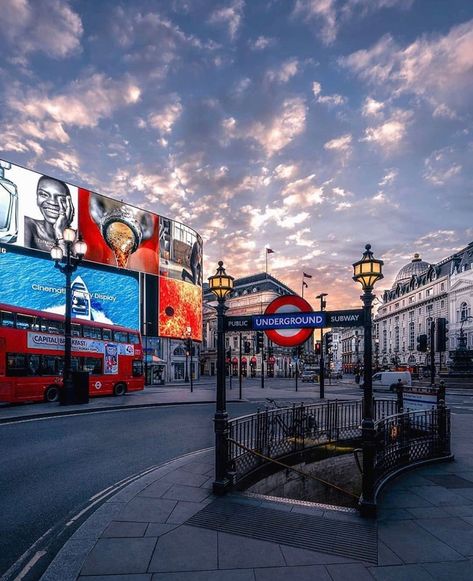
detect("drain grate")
[425,474,473,489]
[186,498,377,564]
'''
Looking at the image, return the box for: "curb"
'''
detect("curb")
[39,448,214,581]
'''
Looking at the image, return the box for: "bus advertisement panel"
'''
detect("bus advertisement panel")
[0,246,139,330]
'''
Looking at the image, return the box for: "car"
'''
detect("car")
[301,371,318,382]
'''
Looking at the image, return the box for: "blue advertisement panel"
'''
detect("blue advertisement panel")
[0,246,139,329]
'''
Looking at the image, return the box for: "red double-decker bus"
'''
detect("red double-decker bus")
[0,303,144,403]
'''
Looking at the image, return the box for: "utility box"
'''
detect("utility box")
[72,371,90,404]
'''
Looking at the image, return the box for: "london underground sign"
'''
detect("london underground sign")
[258,295,314,347]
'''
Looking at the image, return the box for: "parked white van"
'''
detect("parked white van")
[361,371,412,390]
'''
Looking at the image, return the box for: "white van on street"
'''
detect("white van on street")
[361,371,412,390]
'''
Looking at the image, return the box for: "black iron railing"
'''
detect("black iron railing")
[228,399,398,484]
[373,407,451,492]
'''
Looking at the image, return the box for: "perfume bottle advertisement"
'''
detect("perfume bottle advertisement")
[0,158,78,251]
[158,276,203,341]
[0,246,139,329]
[78,189,159,274]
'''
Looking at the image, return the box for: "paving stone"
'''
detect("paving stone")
[326,563,374,580]
[103,521,148,538]
[377,508,413,521]
[118,498,177,523]
[218,532,285,569]
[150,570,254,581]
[77,573,151,581]
[444,505,473,517]
[409,486,473,506]
[180,461,214,476]
[423,559,473,580]
[148,525,217,572]
[254,564,332,580]
[279,545,356,566]
[166,501,209,524]
[369,564,434,580]
[377,542,403,567]
[162,484,211,503]
[378,520,463,564]
[380,491,434,509]
[416,517,473,556]
[80,537,157,576]
[145,523,180,537]
[159,469,209,487]
[139,479,174,499]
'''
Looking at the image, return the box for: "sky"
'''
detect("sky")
[1,0,472,309]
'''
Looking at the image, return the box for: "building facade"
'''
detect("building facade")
[373,242,473,372]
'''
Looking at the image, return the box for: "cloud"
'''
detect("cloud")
[324,133,352,152]
[340,19,473,115]
[265,59,299,84]
[281,174,324,207]
[312,80,346,106]
[378,169,398,186]
[245,97,307,156]
[249,36,274,50]
[45,151,81,174]
[423,147,462,186]
[147,96,183,134]
[362,97,385,117]
[3,0,83,61]
[7,74,141,140]
[361,110,412,150]
[208,0,245,40]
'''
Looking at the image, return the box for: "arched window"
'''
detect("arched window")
[460,302,470,322]
[173,346,186,357]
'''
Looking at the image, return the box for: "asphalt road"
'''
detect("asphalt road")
[0,401,259,578]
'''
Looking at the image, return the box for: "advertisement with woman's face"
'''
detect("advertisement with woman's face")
[0,159,78,251]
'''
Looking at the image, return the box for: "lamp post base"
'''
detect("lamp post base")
[212,478,231,496]
[359,497,377,518]
[61,377,76,406]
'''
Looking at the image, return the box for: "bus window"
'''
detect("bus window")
[1,311,15,327]
[113,331,128,343]
[83,357,102,374]
[28,355,41,375]
[48,320,64,334]
[17,315,34,330]
[132,360,144,377]
[6,353,27,376]
[41,356,61,376]
[129,333,140,345]
[102,328,112,341]
[72,324,81,337]
[84,326,101,339]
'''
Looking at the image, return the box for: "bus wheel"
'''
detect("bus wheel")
[113,383,127,397]
[45,386,60,403]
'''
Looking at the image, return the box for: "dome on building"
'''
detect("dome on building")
[392,254,431,289]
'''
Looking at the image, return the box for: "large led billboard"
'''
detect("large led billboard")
[0,246,139,329]
[0,158,203,340]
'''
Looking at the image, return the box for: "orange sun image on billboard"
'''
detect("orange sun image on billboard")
[158,277,202,341]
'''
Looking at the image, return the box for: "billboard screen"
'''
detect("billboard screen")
[79,189,159,275]
[0,246,139,329]
[158,277,202,341]
[159,217,203,286]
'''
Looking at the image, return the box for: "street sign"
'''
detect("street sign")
[224,316,253,332]
[262,295,314,347]
[253,311,325,330]
[325,309,365,327]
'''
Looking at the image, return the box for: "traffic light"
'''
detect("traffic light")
[436,318,448,352]
[267,346,273,357]
[255,331,264,353]
[244,341,251,354]
[417,334,428,352]
[226,348,231,359]
[315,341,321,355]
[325,333,333,350]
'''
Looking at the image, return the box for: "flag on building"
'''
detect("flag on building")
[303,272,312,278]
[303,281,308,288]
[266,248,275,254]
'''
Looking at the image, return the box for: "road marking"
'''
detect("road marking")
[15,551,47,581]
[0,528,52,581]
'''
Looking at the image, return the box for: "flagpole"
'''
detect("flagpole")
[301,278,304,298]
[265,250,268,277]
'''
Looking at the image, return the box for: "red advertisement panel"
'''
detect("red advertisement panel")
[158,277,203,341]
[78,189,159,274]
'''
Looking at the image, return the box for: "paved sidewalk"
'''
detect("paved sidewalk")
[40,413,473,581]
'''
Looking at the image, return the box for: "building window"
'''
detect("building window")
[395,326,400,352]
[441,283,445,291]
[441,300,445,309]
[383,329,387,352]
[409,321,415,350]
[460,301,470,322]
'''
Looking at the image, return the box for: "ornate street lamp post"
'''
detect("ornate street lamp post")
[50,228,87,405]
[208,261,234,494]
[316,293,328,399]
[353,243,384,516]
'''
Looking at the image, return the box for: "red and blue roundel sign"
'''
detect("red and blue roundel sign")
[263,295,314,347]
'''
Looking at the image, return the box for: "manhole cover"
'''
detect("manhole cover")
[425,474,473,489]
[186,498,377,564]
